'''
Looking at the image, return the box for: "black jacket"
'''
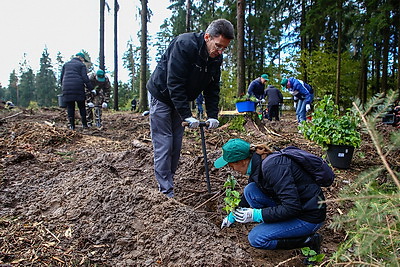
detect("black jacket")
[146,32,222,120]
[239,152,326,224]
[265,85,283,106]
[61,58,93,102]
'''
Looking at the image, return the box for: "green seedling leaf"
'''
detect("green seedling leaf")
[222,175,241,214]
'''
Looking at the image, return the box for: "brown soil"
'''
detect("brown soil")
[0,107,394,266]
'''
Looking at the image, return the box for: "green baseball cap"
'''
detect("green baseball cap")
[261,74,269,80]
[96,69,106,82]
[76,52,89,62]
[280,78,288,87]
[214,139,251,168]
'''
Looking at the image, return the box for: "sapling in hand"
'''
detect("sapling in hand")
[222,175,241,213]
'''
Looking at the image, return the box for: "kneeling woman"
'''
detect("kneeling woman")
[214,139,325,253]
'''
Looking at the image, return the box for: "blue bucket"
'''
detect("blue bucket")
[236,101,256,112]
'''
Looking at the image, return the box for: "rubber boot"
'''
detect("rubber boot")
[68,117,75,130]
[275,233,322,254]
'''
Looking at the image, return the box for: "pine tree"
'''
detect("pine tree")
[36,48,57,107]
[18,68,35,107]
[6,70,18,104]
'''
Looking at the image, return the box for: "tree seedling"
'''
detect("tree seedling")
[301,247,325,266]
[222,175,241,213]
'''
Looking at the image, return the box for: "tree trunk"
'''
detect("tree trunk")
[139,0,148,111]
[237,0,245,96]
[300,0,308,82]
[374,46,381,95]
[335,0,342,105]
[185,0,191,32]
[380,10,390,94]
[100,0,105,70]
[359,52,368,104]
[398,23,400,98]
[113,0,119,110]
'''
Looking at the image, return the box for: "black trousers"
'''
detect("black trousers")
[66,100,87,123]
[268,104,280,121]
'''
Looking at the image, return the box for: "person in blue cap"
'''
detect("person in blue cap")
[86,69,111,127]
[280,77,313,124]
[214,138,325,255]
[247,74,269,101]
[60,52,93,130]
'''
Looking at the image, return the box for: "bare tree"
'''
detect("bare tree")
[186,0,191,32]
[335,0,342,104]
[138,0,148,111]
[237,0,245,96]
[99,0,105,70]
[113,0,119,110]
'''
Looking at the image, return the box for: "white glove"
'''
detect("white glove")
[306,104,311,112]
[91,89,97,95]
[184,117,200,128]
[102,102,108,109]
[206,118,219,129]
[233,207,263,223]
[261,99,266,103]
[87,102,94,108]
[221,212,235,229]
[293,102,297,109]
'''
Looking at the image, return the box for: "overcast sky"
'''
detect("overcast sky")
[0,0,172,87]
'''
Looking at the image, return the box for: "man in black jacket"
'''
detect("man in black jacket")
[146,19,235,197]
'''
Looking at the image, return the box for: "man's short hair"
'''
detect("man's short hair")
[206,19,235,40]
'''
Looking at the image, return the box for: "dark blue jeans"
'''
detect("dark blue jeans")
[295,98,307,123]
[243,182,324,249]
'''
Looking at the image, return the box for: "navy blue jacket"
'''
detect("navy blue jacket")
[146,32,221,120]
[247,78,265,100]
[287,77,313,104]
[239,152,326,224]
[61,58,93,102]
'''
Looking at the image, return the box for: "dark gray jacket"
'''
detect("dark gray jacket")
[146,32,222,119]
[265,85,283,106]
[61,58,93,102]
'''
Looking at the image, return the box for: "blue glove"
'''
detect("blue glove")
[184,117,200,128]
[206,118,219,129]
[221,212,235,229]
[233,207,263,223]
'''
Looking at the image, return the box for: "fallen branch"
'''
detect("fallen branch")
[194,190,223,210]
[0,111,23,121]
[275,255,300,266]
[263,125,282,137]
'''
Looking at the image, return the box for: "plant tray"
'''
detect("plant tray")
[236,101,256,113]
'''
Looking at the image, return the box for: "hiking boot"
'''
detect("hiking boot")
[68,117,75,130]
[308,233,323,254]
[275,233,323,253]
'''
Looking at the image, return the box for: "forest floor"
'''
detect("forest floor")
[0,106,396,266]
